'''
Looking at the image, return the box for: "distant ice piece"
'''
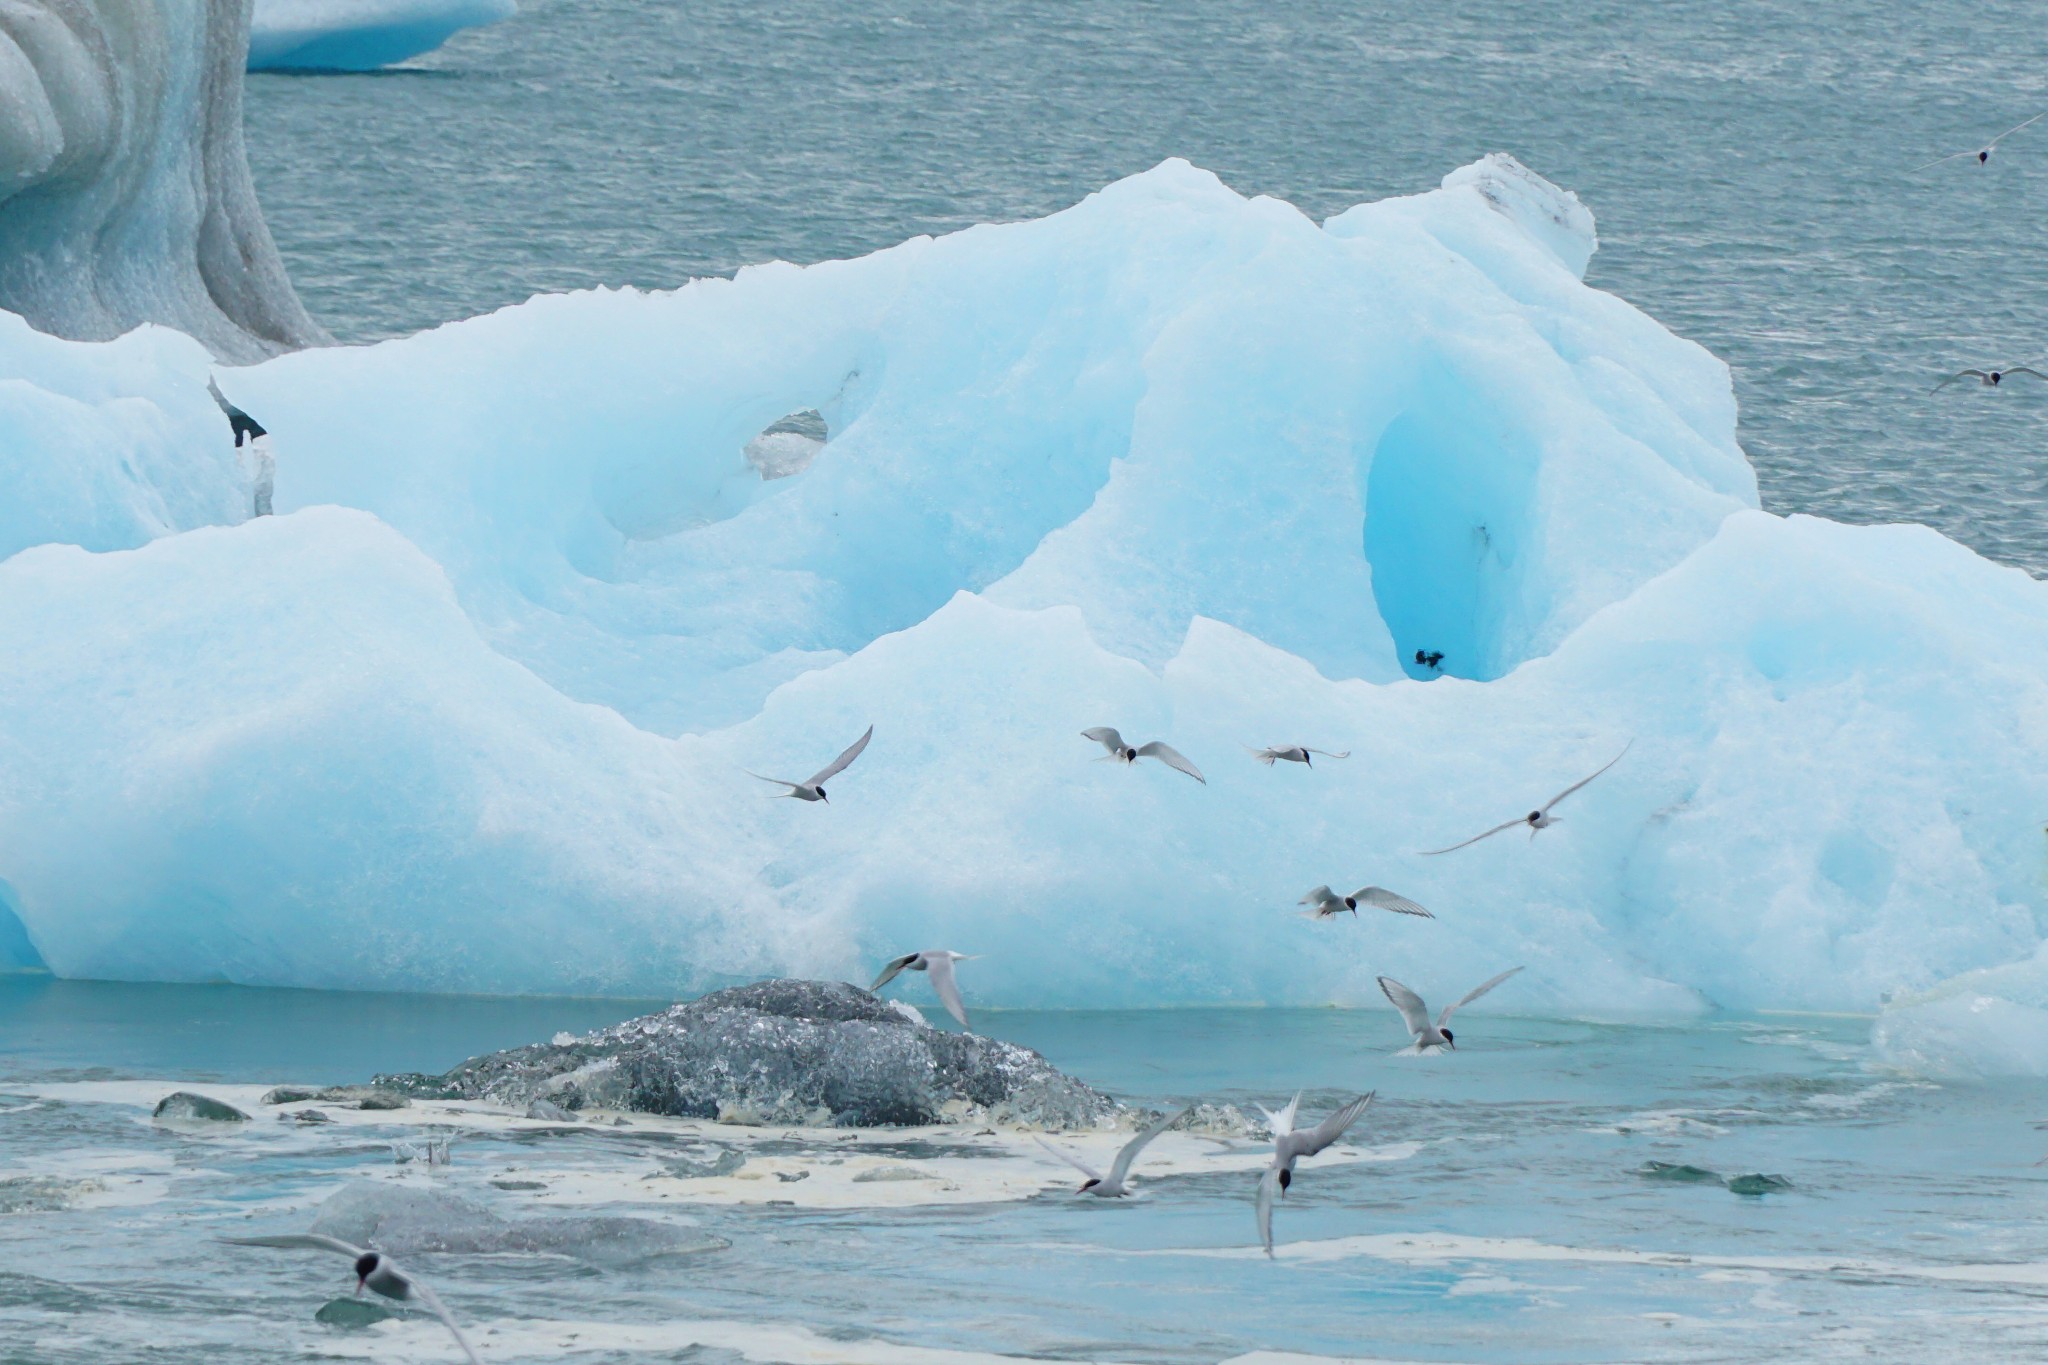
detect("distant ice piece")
[249,0,516,72]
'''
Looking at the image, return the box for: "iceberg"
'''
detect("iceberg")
[3,157,2046,1058]
[248,0,516,72]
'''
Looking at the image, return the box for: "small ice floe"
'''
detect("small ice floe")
[151,1092,250,1124]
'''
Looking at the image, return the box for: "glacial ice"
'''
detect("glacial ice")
[0,1,325,360]
[3,157,2048,1074]
[249,0,516,72]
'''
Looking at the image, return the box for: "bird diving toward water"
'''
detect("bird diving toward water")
[745,724,872,802]
[206,378,267,447]
[221,1234,481,1364]
[1248,745,1350,767]
[1419,741,1631,855]
[1933,365,2048,392]
[1298,885,1433,920]
[870,949,976,1028]
[1377,969,1524,1051]
[1255,1091,1375,1256]
[1035,1106,1193,1197]
[1083,727,1205,783]
[1914,111,2047,171]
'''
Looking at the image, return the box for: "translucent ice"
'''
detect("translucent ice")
[249,0,516,72]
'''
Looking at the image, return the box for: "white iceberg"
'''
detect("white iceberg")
[249,0,516,71]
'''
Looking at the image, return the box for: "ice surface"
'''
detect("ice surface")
[304,1179,723,1260]
[249,0,516,72]
[0,2,324,360]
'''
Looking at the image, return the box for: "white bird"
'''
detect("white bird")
[1248,745,1349,768]
[222,1233,481,1364]
[1377,969,1524,1051]
[1418,742,1631,855]
[870,950,976,1028]
[1083,727,1205,783]
[1914,111,2047,171]
[1255,1091,1375,1257]
[1298,885,1433,920]
[1933,365,2048,392]
[745,724,873,802]
[1035,1106,1192,1197]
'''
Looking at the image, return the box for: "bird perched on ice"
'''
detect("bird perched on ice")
[1914,111,2047,171]
[221,1233,481,1364]
[207,378,267,448]
[1933,365,2048,392]
[1035,1106,1192,1197]
[870,949,976,1028]
[1255,1091,1375,1256]
[1082,727,1205,783]
[1377,969,1524,1051]
[1248,745,1349,767]
[1418,741,1631,854]
[745,725,872,802]
[1298,885,1433,920]
[1414,649,1445,671]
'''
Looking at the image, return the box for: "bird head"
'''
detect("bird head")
[1342,897,1357,912]
[1277,1168,1292,1193]
[1122,747,1137,762]
[1527,810,1542,824]
[1079,1177,1100,1193]
[1441,1028,1456,1049]
[1980,150,1991,163]
[353,1252,378,1294]
[1303,753,1313,767]
[817,787,828,802]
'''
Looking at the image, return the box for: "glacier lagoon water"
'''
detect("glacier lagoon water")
[7,980,2048,1364]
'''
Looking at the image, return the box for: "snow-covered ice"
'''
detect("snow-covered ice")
[249,0,516,72]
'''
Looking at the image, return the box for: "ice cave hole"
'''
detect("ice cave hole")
[745,409,829,481]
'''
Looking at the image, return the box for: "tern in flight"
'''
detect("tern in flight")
[1914,111,2047,171]
[1933,365,2048,392]
[222,1234,481,1364]
[1377,969,1524,1051]
[745,724,872,802]
[870,949,976,1028]
[1255,1091,1375,1256]
[1082,728,1205,783]
[1248,745,1350,767]
[1036,1106,1193,1197]
[1419,742,1631,854]
[1298,885,1433,920]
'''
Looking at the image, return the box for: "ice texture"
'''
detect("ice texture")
[3,159,2048,1067]
[249,0,516,72]
[375,980,1122,1128]
[0,1,325,360]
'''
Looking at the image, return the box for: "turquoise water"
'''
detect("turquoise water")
[6,980,2048,1363]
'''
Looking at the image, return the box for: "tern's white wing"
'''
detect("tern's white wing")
[926,952,970,1028]
[407,1280,484,1365]
[1539,741,1632,814]
[1351,887,1432,919]
[1293,1092,1375,1158]
[1082,727,1126,755]
[807,724,873,786]
[1438,966,1525,1029]
[1419,816,1524,856]
[2004,365,2048,382]
[870,952,919,992]
[1912,147,1979,172]
[1304,748,1350,759]
[741,770,804,792]
[1107,1106,1191,1187]
[1990,110,2047,146]
[1034,1135,1105,1182]
[1933,369,1989,392]
[1134,741,1205,784]
[222,1233,366,1257]
[1255,1167,1280,1257]
[1298,886,1339,910]
[1377,976,1432,1038]
[1258,1092,1301,1139]
[1247,745,1282,765]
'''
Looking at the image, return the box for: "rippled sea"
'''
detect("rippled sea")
[244,0,2048,574]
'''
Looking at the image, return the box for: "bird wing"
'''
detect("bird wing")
[1298,886,1337,909]
[741,770,804,792]
[1351,887,1432,919]
[1134,741,1205,784]
[1082,727,1125,754]
[1304,749,1350,759]
[1418,816,1525,856]
[1255,1168,1280,1257]
[408,1279,484,1365]
[869,953,919,992]
[1438,966,1525,1029]
[925,952,970,1029]
[1933,370,1988,392]
[1911,148,1977,172]
[221,1233,366,1257]
[1247,745,1281,764]
[1258,1092,1301,1138]
[1107,1106,1191,1186]
[1540,740,1632,814]
[807,725,873,786]
[1293,1092,1376,1157]
[1990,110,2047,146]
[1377,976,1432,1037]
[2004,366,2048,381]
[1033,1135,1105,1182]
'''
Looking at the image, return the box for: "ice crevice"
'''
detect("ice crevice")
[5,156,2048,1077]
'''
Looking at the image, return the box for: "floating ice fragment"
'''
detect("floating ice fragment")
[249,0,516,72]
[151,1092,250,1123]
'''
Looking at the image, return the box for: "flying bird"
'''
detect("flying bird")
[207,378,267,447]
[221,1234,481,1364]
[1298,885,1433,920]
[745,724,873,802]
[1248,745,1350,767]
[1914,111,2047,171]
[1255,1091,1375,1256]
[1035,1106,1192,1197]
[870,949,976,1029]
[1419,742,1631,855]
[1377,969,1524,1051]
[1933,365,2048,392]
[1082,727,1205,783]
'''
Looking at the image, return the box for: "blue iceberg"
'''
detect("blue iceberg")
[249,0,515,71]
